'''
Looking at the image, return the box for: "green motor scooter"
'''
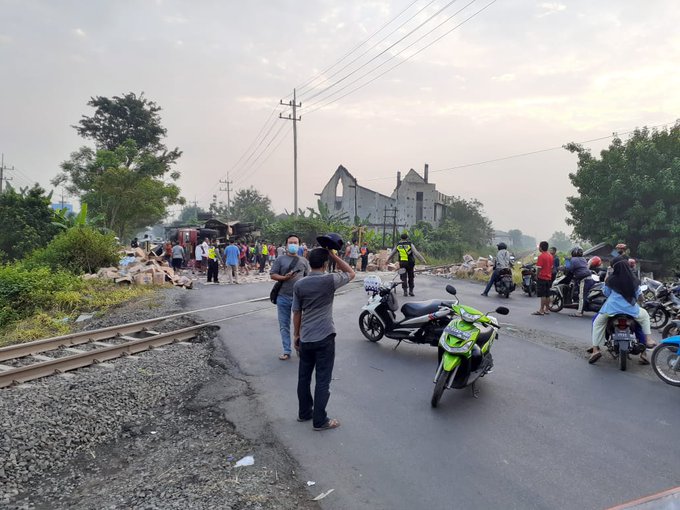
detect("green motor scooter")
[431,285,509,408]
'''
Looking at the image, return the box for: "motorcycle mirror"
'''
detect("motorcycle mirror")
[445,284,457,295]
[495,306,509,315]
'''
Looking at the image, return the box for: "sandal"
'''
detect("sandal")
[569,313,584,318]
[587,347,594,354]
[296,416,312,422]
[531,311,545,316]
[638,356,650,366]
[279,353,291,360]
[313,418,340,431]
[645,342,658,349]
[588,352,602,364]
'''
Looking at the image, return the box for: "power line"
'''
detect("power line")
[236,128,291,190]
[233,121,289,187]
[361,121,677,183]
[305,0,494,115]
[301,0,463,104]
[297,0,438,100]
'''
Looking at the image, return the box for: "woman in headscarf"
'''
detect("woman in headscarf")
[588,258,656,364]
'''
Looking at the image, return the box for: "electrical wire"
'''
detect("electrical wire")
[295,0,422,96]
[301,0,462,104]
[360,121,677,182]
[232,121,289,187]
[305,0,495,115]
[236,127,291,189]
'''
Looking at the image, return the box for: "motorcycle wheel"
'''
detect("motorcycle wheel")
[619,350,627,371]
[662,323,680,339]
[548,292,563,312]
[359,311,384,342]
[431,372,448,408]
[645,305,669,330]
[651,344,680,387]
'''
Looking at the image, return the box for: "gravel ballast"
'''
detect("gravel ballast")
[0,287,317,509]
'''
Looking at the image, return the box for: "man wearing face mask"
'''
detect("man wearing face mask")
[270,234,311,360]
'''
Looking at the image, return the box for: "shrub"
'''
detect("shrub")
[28,226,120,274]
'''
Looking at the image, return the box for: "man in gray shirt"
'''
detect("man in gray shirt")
[293,248,355,431]
[270,234,310,360]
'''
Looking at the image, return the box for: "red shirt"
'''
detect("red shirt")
[537,252,554,281]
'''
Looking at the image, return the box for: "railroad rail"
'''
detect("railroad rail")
[0,297,270,389]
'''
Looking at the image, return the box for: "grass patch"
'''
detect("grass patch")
[0,279,155,347]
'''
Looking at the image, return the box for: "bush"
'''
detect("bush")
[0,263,83,327]
[28,226,120,274]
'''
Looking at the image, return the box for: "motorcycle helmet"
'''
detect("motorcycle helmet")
[588,256,602,268]
[363,275,382,294]
[497,242,507,250]
[570,246,583,257]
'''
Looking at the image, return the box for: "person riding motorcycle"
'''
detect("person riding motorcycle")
[568,246,593,317]
[588,258,656,364]
[482,242,512,297]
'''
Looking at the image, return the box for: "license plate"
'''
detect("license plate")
[612,333,633,342]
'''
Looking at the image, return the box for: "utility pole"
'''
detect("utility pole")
[219,173,233,218]
[0,154,11,194]
[382,206,387,248]
[279,89,302,215]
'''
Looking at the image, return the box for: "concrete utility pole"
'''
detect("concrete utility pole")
[219,173,233,217]
[279,89,302,215]
[0,154,13,194]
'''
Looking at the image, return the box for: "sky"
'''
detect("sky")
[1,0,679,240]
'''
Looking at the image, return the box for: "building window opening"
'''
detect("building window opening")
[416,191,424,222]
[335,179,344,210]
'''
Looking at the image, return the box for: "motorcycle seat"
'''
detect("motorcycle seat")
[401,300,444,318]
[476,325,494,346]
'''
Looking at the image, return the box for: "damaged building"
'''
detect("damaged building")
[318,164,455,231]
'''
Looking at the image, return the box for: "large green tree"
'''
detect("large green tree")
[231,187,275,227]
[444,197,493,248]
[565,123,680,267]
[54,93,184,239]
[0,184,58,261]
[548,231,572,252]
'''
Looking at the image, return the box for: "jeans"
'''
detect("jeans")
[483,269,500,294]
[297,334,336,428]
[276,294,293,355]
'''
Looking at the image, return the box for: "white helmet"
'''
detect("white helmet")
[363,275,382,294]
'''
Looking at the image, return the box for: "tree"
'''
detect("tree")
[508,229,523,249]
[0,184,58,262]
[75,92,180,162]
[54,93,184,240]
[565,123,680,268]
[231,187,275,227]
[548,231,572,252]
[445,197,493,248]
[177,205,208,225]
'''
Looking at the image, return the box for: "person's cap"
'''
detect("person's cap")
[316,233,344,251]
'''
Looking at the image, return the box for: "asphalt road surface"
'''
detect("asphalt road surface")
[189,273,679,510]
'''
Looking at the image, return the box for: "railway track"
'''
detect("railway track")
[0,297,271,389]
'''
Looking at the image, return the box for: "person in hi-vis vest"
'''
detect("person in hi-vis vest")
[388,233,426,297]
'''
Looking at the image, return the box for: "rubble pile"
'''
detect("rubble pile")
[428,254,494,278]
[82,248,193,288]
[365,250,398,272]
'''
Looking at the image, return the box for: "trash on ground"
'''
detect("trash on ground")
[306,481,316,486]
[226,455,235,462]
[75,313,94,322]
[312,489,334,501]
[234,455,255,467]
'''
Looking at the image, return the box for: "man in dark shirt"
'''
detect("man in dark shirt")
[292,248,355,431]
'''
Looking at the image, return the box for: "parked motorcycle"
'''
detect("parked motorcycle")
[549,272,606,313]
[431,285,509,408]
[520,263,537,297]
[662,318,680,339]
[604,314,647,371]
[494,267,516,298]
[651,336,680,387]
[359,273,456,348]
[641,277,663,302]
[642,284,680,330]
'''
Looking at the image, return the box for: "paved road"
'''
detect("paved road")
[188,274,679,510]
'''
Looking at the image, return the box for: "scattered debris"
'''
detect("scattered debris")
[82,250,193,288]
[306,481,316,487]
[234,455,255,468]
[312,488,335,501]
[75,313,94,323]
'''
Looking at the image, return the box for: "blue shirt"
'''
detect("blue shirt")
[599,285,641,317]
[225,244,240,266]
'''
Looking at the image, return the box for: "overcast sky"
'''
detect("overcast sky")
[1,0,678,240]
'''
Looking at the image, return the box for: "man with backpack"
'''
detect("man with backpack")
[388,233,426,297]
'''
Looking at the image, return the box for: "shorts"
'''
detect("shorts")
[536,279,551,297]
